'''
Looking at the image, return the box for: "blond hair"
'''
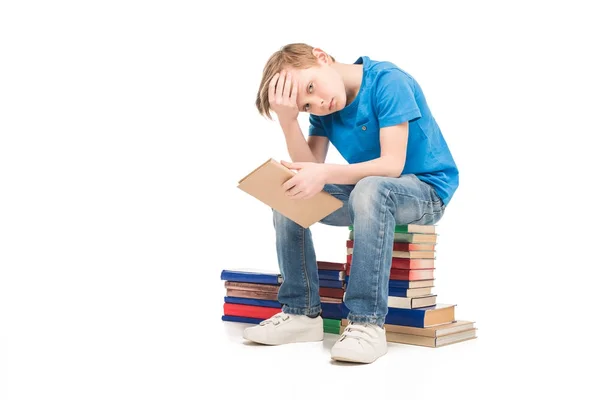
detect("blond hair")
[255,43,335,120]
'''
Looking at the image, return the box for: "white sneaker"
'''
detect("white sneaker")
[243,312,324,345]
[330,322,388,363]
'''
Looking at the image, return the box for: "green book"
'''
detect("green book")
[349,224,435,234]
[349,230,437,244]
[323,318,341,334]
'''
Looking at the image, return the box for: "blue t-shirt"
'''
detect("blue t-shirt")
[308,56,459,206]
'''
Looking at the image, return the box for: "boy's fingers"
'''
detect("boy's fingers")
[283,71,292,100]
[268,73,279,103]
[290,78,298,103]
[276,70,286,100]
[282,176,297,192]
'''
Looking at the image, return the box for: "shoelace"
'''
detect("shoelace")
[340,323,378,342]
[259,312,290,326]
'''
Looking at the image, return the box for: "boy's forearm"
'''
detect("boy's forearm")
[279,120,318,163]
[324,157,404,185]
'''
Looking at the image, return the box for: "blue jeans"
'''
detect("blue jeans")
[273,174,446,327]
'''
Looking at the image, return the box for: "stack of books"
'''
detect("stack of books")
[341,224,477,348]
[317,261,347,334]
[220,265,348,334]
[221,269,283,324]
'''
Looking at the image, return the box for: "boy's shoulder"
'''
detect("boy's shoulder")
[359,56,412,79]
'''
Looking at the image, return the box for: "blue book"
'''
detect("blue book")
[224,296,282,308]
[318,270,345,281]
[342,303,455,328]
[319,280,344,289]
[220,269,282,285]
[344,276,434,289]
[322,303,343,320]
[222,315,263,324]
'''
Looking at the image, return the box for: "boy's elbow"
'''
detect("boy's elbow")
[386,160,405,178]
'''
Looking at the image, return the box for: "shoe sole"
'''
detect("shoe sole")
[331,348,387,364]
[243,329,324,346]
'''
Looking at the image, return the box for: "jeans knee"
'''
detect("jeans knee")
[349,176,391,216]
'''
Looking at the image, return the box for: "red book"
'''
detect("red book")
[223,303,281,320]
[347,254,434,270]
[390,268,434,280]
[346,240,435,251]
[317,261,346,271]
[319,287,344,298]
[347,265,434,281]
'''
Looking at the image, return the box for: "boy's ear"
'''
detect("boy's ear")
[312,48,330,65]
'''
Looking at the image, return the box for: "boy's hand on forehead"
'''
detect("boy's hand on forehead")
[268,70,299,125]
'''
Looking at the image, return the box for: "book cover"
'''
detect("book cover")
[318,270,346,281]
[224,296,282,308]
[319,280,344,289]
[224,281,280,293]
[342,320,475,338]
[343,276,435,289]
[319,287,344,298]
[388,294,437,309]
[389,286,433,297]
[223,302,282,320]
[346,240,435,251]
[347,254,434,269]
[349,224,436,234]
[383,329,476,347]
[220,269,282,285]
[237,158,343,228]
[342,303,455,328]
[317,261,346,271]
[347,265,434,280]
[349,230,438,243]
[222,315,264,324]
[341,319,476,346]
[347,247,435,259]
[226,289,279,301]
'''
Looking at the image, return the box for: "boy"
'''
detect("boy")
[244,43,458,364]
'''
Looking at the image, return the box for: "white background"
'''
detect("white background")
[1,1,599,399]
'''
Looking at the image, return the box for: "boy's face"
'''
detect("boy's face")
[292,64,346,117]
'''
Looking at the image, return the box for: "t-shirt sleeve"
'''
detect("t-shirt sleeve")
[308,114,327,137]
[375,69,422,128]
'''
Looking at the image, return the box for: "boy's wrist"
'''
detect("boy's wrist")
[278,118,298,130]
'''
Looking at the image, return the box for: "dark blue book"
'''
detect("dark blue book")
[319,279,344,289]
[222,315,263,324]
[322,303,343,320]
[220,269,282,285]
[344,276,434,289]
[342,303,455,328]
[318,270,345,281]
[224,296,282,309]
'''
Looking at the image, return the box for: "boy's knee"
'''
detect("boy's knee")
[349,176,390,213]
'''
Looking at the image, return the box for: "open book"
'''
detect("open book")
[237,158,343,228]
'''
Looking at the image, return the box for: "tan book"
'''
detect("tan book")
[385,328,477,347]
[224,281,280,293]
[400,287,433,297]
[394,279,435,289]
[226,289,279,301]
[341,319,474,338]
[388,294,437,309]
[347,247,435,259]
[320,296,343,303]
[237,158,343,228]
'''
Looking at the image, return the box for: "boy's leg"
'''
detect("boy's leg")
[274,183,354,315]
[331,174,444,363]
[243,184,353,345]
[344,174,445,325]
